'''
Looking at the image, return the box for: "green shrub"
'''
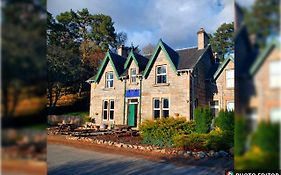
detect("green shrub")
[234,117,247,156]
[206,128,233,151]
[194,107,213,133]
[251,122,280,153]
[214,110,234,132]
[174,133,208,151]
[174,127,233,151]
[139,117,195,147]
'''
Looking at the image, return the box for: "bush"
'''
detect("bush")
[251,122,280,153]
[174,133,208,151]
[174,127,233,151]
[206,127,233,151]
[214,110,234,132]
[139,117,195,147]
[234,117,247,156]
[194,107,213,133]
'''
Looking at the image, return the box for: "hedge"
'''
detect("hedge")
[139,117,195,147]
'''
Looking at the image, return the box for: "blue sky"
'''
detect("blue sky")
[47,0,235,50]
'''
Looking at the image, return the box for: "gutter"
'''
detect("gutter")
[138,75,143,127]
[122,78,127,125]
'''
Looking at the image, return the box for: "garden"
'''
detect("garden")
[48,107,234,159]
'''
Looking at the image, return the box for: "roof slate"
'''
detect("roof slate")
[87,39,214,83]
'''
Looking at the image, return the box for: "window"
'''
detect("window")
[210,100,219,116]
[153,98,169,119]
[102,100,114,121]
[109,100,114,120]
[269,60,281,88]
[270,108,281,123]
[130,68,137,83]
[102,100,108,120]
[226,69,234,88]
[156,65,167,84]
[226,101,235,111]
[106,72,114,88]
[153,98,160,119]
[162,98,169,118]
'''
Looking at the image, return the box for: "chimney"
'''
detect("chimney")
[197,28,209,50]
[117,44,128,57]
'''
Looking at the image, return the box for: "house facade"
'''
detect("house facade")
[87,28,225,128]
[210,53,235,116]
[246,41,281,126]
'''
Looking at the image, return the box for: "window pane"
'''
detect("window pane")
[157,66,166,74]
[154,110,160,119]
[110,100,114,109]
[109,80,113,87]
[109,72,113,79]
[131,68,136,75]
[227,102,235,111]
[103,111,107,120]
[154,99,160,108]
[226,70,234,78]
[103,101,108,109]
[270,108,281,123]
[163,98,169,108]
[109,111,114,120]
[163,110,169,118]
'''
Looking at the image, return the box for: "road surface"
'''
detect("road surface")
[47,144,228,175]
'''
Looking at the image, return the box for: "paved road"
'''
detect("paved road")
[48,144,227,175]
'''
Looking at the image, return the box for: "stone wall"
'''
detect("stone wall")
[212,60,235,110]
[90,60,125,126]
[251,47,280,122]
[142,50,191,122]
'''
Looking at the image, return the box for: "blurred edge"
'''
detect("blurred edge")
[234,0,280,171]
[2,0,47,174]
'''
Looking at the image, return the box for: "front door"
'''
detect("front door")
[128,104,137,127]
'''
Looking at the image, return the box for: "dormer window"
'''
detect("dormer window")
[106,71,114,88]
[156,65,167,84]
[130,68,137,83]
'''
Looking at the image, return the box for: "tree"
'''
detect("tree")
[47,12,81,113]
[142,43,155,55]
[55,9,127,96]
[244,0,279,48]
[2,0,46,118]
[209,22,234,61]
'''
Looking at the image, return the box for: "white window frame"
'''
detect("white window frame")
[130,68,137,83]
[226,69,234,88]
[102,100,108,121]
[109,100,114,121]
[156,65,167,84]
[162,98,169,118]
[269,60,281,88]
[210,100,219,116]
[105,71,114,88]
[226,101,235,111]
[153,98,161,119]
[270,108,281,123]
[102,99,114,121]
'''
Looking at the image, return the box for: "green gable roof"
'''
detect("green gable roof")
[249,41,278,76]
[213,53,234,81]
[124,50,139,69]
[143,39,178,78]
[87,51,126,83]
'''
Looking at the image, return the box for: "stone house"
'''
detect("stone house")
[210,53,235,116]
[245,41,281,129]
[87,28,221,128]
